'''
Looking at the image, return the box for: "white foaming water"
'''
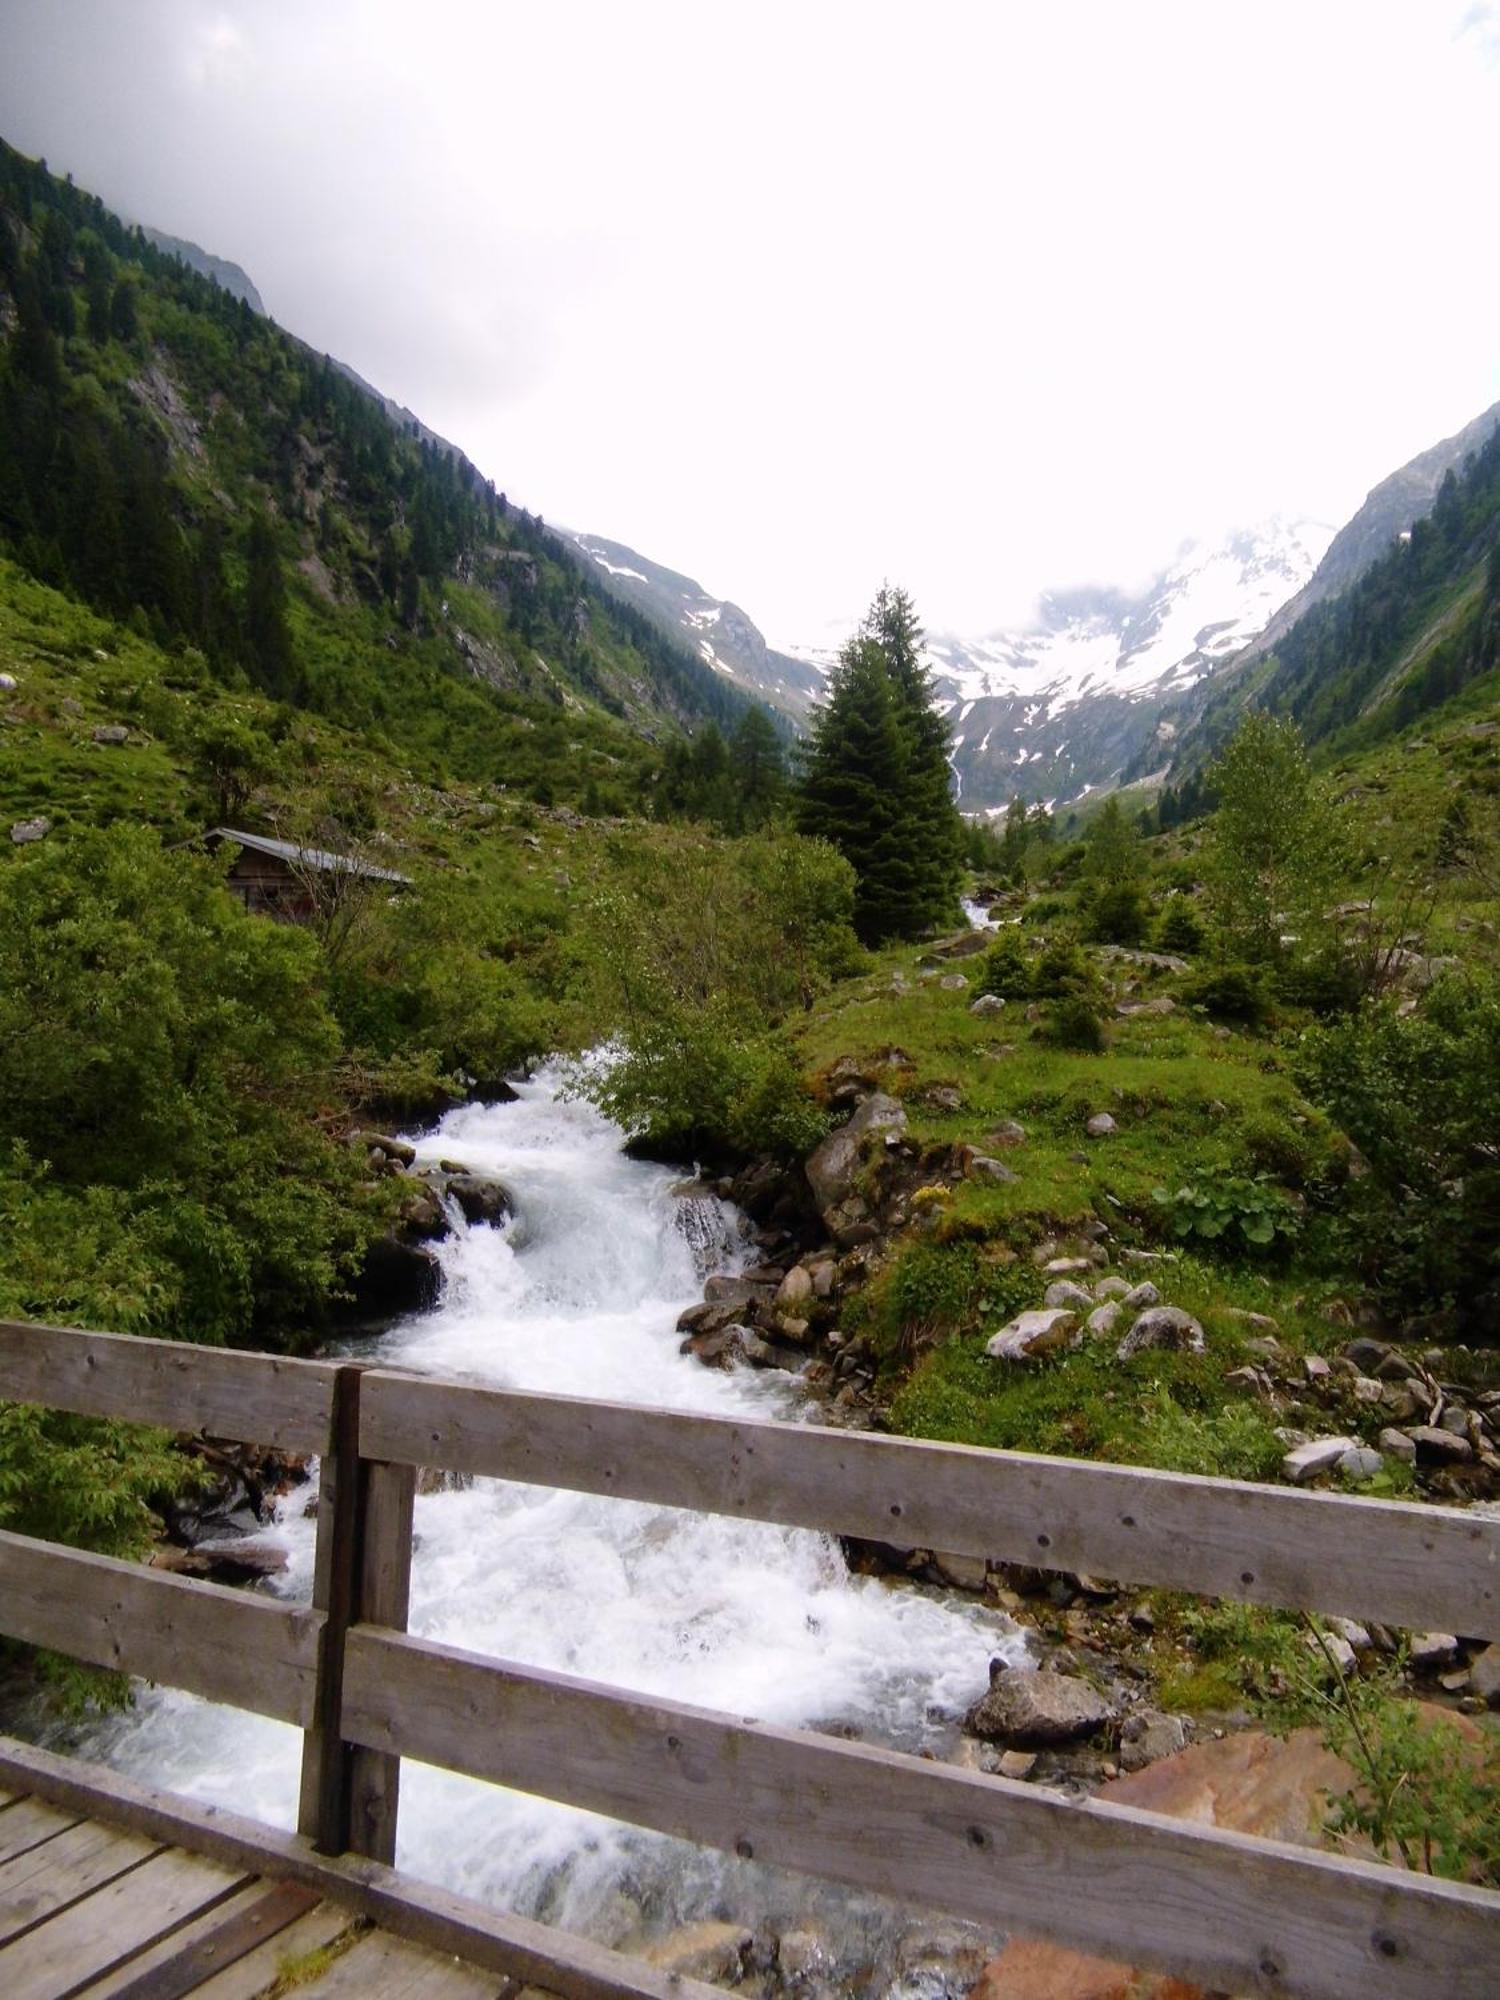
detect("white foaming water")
[83,1068,1026,1969]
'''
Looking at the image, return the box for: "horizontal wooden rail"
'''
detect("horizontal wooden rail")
[0,1737,722,2000]
[0,1531,323,1726]
[0,1320,336,1454]
[359,1374,1500,1639]
[341,1625,1500,2000]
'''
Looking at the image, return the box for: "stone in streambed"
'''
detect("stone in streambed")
[966,1667,1116,1745]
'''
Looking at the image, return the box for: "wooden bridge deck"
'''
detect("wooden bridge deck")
[0,1782,511,2000]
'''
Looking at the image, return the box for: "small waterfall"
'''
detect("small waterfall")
[80,1065,1027,1989]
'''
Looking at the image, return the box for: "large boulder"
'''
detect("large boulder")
[445,1172,514,1228]
[966,1667,1116,1746]
[804,1092,906,1214]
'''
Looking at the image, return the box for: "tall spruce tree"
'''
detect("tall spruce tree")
[797,589,962,942]
[866,585,965,921]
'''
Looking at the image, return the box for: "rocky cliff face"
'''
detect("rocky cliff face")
[563,531,825,721]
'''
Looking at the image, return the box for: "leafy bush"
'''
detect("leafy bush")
[1152,1173,1298,1254]
[1156,898,1204,953]
[577,828,857,1157]
[1085,881,1150,944]
[1180,961,1269,1024]
[979,928,1031,998]
[1031,935,1101,1000]
[1295,976,1500,1324]
[1037,995,1109,1052]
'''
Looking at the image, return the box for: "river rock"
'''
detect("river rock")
[153,1534,290,1581]
[1409,1631,1459,1670]
[445,1173,513,1227]
[92,723,130,745]
[938,972,970,991]
[969,993,1007,1016]
[643,1922,752,1982]
[1115,1307,1204,1362]
[1408,1424,1474,1463]
[967,1152,1018,1183]
[1469,1642,1500,1704]
[775,1264,814,1312]
[1084,1112,1116,1137]
[1336,1445,1384,1481]
[354,1128,417,1166]
[1045,1281,1096,1312]
[985,1309,1080,1363]
[10,816,50,844]
[966,1667,1116,1745]
[805,1093,907,1214]
[1118,1710,1189,1773]
[1085,1303,1121,1339]
[1281,1436,1359,1485]
[353,1231,443,1316]
[1094,1276,1131,1300]
[988,1119,1026,1146]
[1120,1281,1160,1310]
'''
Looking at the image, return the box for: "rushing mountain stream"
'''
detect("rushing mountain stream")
[81,1068,1028,1993]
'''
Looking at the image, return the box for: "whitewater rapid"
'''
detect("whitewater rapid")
[83,1068,1027,1971]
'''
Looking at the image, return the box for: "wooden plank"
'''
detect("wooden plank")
[0,1796,81,1864]
[0,1531,323,1727]
[359,1374,1500,1638]
[298,1367,365,1854]
[0,1738,725,2000]
[81,1880,321,2000]
[348,1460,417,1865]
[342,1625,1500,2000]
[292,1928,499,1997]
[157,1903,356,2000]
[0,1321,336,1455]
[0,1817,161,1944]
[0,1845,250,2000]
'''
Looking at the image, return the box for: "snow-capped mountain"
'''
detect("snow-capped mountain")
[561,531,825,721]
[921,517,1332,809]
[563,517,1333,810]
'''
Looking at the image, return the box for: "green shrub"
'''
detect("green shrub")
[1157,898,1204,953]
[1180,961,1269,1024]
[1152,1173,1298,1255]
[979,928,1031,998]
[1086,881,1150,944]
[1037,995,1109,1052]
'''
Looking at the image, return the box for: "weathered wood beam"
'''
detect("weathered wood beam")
[342,1626,1500,2000]
[0,1532,322,1727]
[0,1321,336,1455]
[359,1374,1500,1638]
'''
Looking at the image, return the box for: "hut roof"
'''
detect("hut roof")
[206,827,412,885]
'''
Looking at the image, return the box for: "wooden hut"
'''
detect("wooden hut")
[204,827,411,919]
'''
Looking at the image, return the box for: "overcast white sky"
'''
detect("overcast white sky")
[1,1,1497,643]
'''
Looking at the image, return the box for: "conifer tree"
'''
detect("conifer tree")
[800,628,928,940]
[867,585,965,920]
[796,590,963,941]
[730,705,786,828]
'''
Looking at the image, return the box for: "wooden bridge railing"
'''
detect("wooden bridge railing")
[2,1317,1498,2000]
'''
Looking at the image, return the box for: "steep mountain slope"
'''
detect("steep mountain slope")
[0,136,760,809]
[139,226,265,315]
[1160,417,1500,781]
[564,529,824,721]
[1242,399,1500,665]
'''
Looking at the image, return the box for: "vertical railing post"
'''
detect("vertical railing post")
[297,1364,364,1854]
[297,1364,417,1863]
[346,1458,416,1864]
